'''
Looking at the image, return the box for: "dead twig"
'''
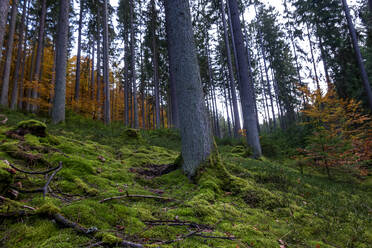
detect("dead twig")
[144,220,210,229]
[7,161,61,175]
[194,233,236,240]
[100,194,177,203]
[0,196,36,211]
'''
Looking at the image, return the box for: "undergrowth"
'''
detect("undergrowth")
[0,109,371,247]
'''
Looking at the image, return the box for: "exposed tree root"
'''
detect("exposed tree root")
[7,161,61,175]
[99,194,177,203]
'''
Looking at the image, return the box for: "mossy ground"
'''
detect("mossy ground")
[0,109,371,247]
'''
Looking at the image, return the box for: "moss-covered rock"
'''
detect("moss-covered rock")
[0,160,15,193]
[17,120,47,137]
[124,128,141,139]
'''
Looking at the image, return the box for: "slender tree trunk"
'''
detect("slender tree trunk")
[91,39,95,100]
[306,22,320,91]
[130,0,138,128]
[74,0,83,101]
[220,0,241,137]
[0,0,10,64]
[1,0,18,107]
[164,0,213,177]
[51,0,69,124]
[26,43,36,111]
[10,0,29,110]
[222,80,232,137]
[96,31,101,118]
[150,0,160,128]
[228,0,262,157]
[103,0,110,124]
[342,0,372,110]
[31,0,47,112]
[123,32,129,126]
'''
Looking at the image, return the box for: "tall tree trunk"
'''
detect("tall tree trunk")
[222,79,232,137]
[0,0,9,64]
[342,0,372,110]
[306,22,320,91]
[91,39,95,100]
[220,0,241,137]
[124,34,129,126]
[51,0,69,124]
[96,30,101,118]
[1,0,18,107]
[164,0,213,177]
[31,0,47,112]
[130,0,138,128]
[26,43,36,111]
[10,0,29,110]
[151,0,160,129]
[103,0,110,124]
[228,0,262,157]
[75,0,84,101]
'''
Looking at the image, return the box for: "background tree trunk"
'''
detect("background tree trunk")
[74,0,84,101]
[342,0,372,110]
[1,0,18,107]
[0,0,10,64]
[131,0,138,128]
[228,0,262,157]
[164,0,213,178]
[10,0,29,110]
[103,0,111,124]
[52,0,69,124]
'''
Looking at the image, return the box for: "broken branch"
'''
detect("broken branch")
[100,194,177,203]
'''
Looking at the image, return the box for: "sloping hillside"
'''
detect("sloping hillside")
[0,111,371,248]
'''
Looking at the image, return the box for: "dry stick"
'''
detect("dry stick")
[194,233,236,240]
[100,194,176,203]
[0,196,36,211]
[7,161,61,175]
[144,220,210,229]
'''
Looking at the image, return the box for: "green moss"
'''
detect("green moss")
[17,119,47,137]
[24,134,41,146]
[0,160,15,193]
[124,128,142,139]
[74,178,99,196]
[95,232,122,244]
[36,202,61,216]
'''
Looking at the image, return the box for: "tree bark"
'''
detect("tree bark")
[164,0,213,177]
[342,0,372,110]
[103,0,110,124]
[10,0,29,110]
[74,0,84,101]
[0,0,10,64]
[51,0,69,124]
[96,30,101,119]
[1,0,18,107]
[228,0,262,157]
[31,0,47,112]
[130,0,138,128]
[220,0,241,137]
[90,39,95,100]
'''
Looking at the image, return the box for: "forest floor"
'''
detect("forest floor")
[0,109,371,248]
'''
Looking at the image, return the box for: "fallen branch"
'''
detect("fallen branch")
[144,220,210,229]
[7,161,61,175]
[194,233,236,240]
[156,230,199,245]
[10,162,63,199]
[100,194,177,203]
[0,196,36,211]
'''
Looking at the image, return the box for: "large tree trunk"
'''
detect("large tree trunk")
[123,32,129,126]
[31,0,47,112]
[0,0,9,64]
[1,0,18,107]
[151,0,160,129]
[103,0,110,124]
[10,0,29,110]
[96,29,101,119]
[228,0,262,157]
[130,0,138,128]
[220,0,241,137]
[342,0,372,110]
[74,0,84,101]
[164,0,213,178]
[51,0,69,124]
